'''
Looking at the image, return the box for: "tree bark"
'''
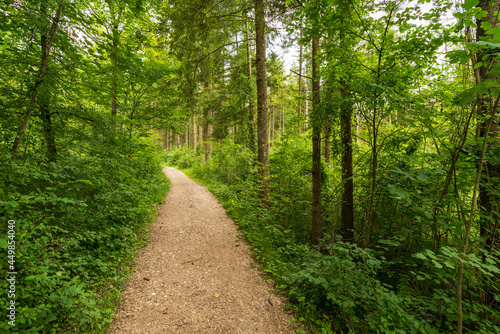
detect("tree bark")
[471,0,500,328]
[272,104,275,141]
[40,96,57,160]
[110,2,120,118]
[311,37,322,246]
[304,79,309,128]
[203,83,211,161]
[12,4,62,157]
[356,113,361,145]
[193,113,197,150]
[245,20,256,154]
[281,89,285,138]
[340,81,354,243]
[255,0,269,198]
[298,25,303,134]
[364,115,377,247]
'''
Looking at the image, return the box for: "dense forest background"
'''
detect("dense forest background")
[1,0,499,333]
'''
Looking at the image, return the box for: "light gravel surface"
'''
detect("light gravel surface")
[109,167,302,334]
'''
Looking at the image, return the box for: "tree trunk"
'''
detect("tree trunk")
[356,113,361,145]
[255,0,269,198]
[39,4,57,161]
[246,20,256,154]
[272,105,275,141]
[469,1,500,330]
[12,4,62,157]
[298,25,303,134]
[199,125,202,148]
[340,81,354,243]
[281,89,285,138]
[110,3,119,118]
[305,79,309,128]
[40,96,57,160]
[203,83,211,161]
[311,37,322,246]
[364,110,378,247]
[193,113,197,150]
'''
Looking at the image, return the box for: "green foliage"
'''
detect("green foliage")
[287,242,428,334]
[167,128,500,333]
[0,131,169,333]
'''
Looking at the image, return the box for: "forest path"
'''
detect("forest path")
[109,167,299,334]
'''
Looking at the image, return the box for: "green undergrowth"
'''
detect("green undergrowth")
[164,141,500,334]
[0,131,169,333]
[165,142,427,334]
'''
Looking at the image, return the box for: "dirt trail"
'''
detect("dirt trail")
[109,167,300,333]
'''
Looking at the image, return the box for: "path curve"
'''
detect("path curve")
[109,167,299,333]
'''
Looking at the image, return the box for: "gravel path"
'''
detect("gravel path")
[109,167,300,334]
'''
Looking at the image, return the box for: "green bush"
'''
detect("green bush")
[286,242,427,333]
[163,142,500,334]
[0,131,169,333]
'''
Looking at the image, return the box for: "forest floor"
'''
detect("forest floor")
[108,167,301,334]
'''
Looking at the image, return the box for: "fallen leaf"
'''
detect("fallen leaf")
[214,293,220,298]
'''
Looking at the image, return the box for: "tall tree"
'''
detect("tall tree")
[338,8,354,244]
[246,19,256,153]
[11,2,62,157]
[311,36,322,245]
[108,0,121,118]
[255,0,269,197]
[298,24,304,134]
[456,1,500,331]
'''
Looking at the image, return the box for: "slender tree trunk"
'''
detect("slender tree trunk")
[340,81,354,243]
[39,5,57,161]
[471,0,500,327]
[281,90,285,138]
[193,113,197,150]
[311,37,322,246]
[272,105,275,141]
[255,0,269,198]
[364,110,377,247]
[203,83,211,161]
[305,79,309,128]
[40,97,57,160]
[456,109,494,334]
[12,4,62,157]
[356,113,361,145]
[110,3,119,118]
[199,125,202,148]
[298,25,303,134]
[245,20,255,154]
